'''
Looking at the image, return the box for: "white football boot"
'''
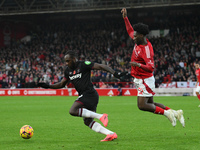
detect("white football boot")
[176,110,185,127]
[166,109,176,127]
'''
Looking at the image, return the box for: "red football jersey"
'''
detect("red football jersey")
[131,41,154,79]
[124,17,154,79]
[195,68,200,86]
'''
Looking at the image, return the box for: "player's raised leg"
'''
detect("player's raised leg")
[69,101,108,127]
[138,97,176,126]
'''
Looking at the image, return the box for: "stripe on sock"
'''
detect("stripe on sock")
[78,108,83,117]
[89,121,95,129]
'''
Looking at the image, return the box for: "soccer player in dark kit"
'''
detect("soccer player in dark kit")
[38,50,127,142]
[121,8,185,127]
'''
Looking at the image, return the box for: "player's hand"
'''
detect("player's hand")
[130,62,141,67]
[37,82,50,89]
[121,8,127,18]
[114,71,128,79]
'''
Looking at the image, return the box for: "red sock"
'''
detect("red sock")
[165,106,170,110]
[154,106,164,115]
[197,95,200,100]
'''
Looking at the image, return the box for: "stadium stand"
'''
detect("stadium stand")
[0,6,199,88]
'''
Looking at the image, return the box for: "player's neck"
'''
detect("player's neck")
[138,38,147,46]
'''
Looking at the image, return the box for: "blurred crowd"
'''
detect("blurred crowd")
[0,14,199,89]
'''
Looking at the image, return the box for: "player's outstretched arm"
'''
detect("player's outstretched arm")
[93,63,115,74]
[38,78,68,89]
[121,8,134,39]
[93,63,128,79]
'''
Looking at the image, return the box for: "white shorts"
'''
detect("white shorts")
[134,76,155,97]
[195,86,200,93]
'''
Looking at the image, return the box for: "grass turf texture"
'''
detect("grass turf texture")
[0,96,200,150]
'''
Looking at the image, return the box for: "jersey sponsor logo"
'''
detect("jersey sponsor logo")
[69,73,82,80]
[85,61,91,65]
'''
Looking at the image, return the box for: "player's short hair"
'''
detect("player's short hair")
[133,23,149,36]
[195,62,200,66]
[66,50,77,58]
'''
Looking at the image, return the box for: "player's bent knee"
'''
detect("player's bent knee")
[69,109,78,116]
[138,105,146,111]
[84,118,93,126]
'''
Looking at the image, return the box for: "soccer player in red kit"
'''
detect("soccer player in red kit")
[121,8,185,127]
[195,63,200,107]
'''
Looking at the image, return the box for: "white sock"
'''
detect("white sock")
[90,121,114,135]
[79,108,102,119]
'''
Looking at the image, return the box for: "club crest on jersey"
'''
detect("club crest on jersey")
[85,61,91,65]
[69,73,82,80]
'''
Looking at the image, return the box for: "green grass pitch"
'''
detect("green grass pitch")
[1,96,200,150]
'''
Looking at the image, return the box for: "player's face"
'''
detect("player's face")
[64,54,76,69]
[133,31,143,45]
[195,64,200,69]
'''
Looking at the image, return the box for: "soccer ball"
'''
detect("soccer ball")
[20,125,34,139]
